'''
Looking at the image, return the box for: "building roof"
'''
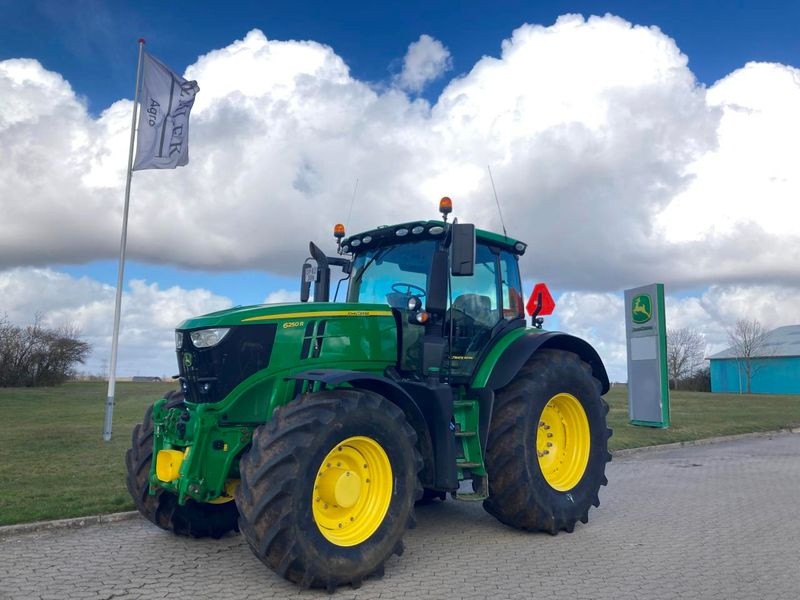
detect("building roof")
[709,324,800,360]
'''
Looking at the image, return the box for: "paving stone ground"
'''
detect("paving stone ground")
[1,433,798,600]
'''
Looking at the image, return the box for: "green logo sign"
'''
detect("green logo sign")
[183,352,193,368]
[631,294,652,324]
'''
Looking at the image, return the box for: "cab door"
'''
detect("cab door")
[447,245,524,379]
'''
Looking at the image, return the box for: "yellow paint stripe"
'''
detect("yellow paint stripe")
[242,310,393,322]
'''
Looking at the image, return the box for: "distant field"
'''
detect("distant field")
[1,381,798,526]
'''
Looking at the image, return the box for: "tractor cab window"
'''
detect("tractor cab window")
[347,241,436,307]
[447,244,501,361]
[447,245,524,378]
[500,251,525,319]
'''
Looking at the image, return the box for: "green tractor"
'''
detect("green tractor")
[126,198,611,591]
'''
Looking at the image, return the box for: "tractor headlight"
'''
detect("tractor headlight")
[189,328,231,348]
[175,331,183,349]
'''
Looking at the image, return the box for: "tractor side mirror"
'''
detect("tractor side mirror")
[300,262,316,303]
[308,242,331,302]
[451,223,475,277]
[426,249,449,315]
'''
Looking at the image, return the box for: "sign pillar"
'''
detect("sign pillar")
[624,283,670,427]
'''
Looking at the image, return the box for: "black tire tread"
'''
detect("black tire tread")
[483,349,612,533]
[125,390,239,539]
[236,389,422,591]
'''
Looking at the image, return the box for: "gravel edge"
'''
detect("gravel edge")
[611,427,799,458]
[0,511,140,539]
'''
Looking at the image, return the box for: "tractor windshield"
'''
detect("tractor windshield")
[347,241,436,307]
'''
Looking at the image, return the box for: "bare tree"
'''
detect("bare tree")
[727,318,771,394]
[666,327,705,390]
[0,314,91,387]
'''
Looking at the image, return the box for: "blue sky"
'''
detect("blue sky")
[2,0,799,378]
[5,1,799,111]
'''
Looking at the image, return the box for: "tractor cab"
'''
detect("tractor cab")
[302,199,528,381]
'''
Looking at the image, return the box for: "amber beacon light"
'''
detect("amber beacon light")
[439,196,453,221]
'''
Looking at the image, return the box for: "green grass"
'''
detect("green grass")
[1,382,798,526]
[0,381,174,526]
[605,385,800,449]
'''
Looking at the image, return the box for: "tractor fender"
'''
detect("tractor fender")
[285,369,436,487]
[481,331,610,395]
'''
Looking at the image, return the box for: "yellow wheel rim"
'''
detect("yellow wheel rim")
[536,393,590,491]
[312,436,393,546]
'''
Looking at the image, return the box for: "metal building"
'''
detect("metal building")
[709,324,800,394]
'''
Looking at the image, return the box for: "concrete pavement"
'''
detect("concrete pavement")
[1,432,798,599]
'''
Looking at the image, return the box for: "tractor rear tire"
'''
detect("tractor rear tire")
[125,391,239,539]
[236,389,421,591]
[483,349,611,533]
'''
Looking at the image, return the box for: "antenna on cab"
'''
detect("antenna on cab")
[487,165,508,238]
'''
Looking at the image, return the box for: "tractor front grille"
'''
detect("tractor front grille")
[176,324,277,404]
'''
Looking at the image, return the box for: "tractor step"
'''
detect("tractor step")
[456,461,481,469]
[452,397,489,501]
[452,475,488,502]
[453,397,486,477]
[453,492,486,502]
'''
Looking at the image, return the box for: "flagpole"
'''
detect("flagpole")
[103,38,146,442]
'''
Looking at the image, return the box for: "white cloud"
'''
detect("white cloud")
[263,288,299,304]
[395,34,452,92]
[0,268,231,376]
[657,62,800,242]
[0,17,736,291]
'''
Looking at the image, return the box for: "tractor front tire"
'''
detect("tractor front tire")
[125,391,239,538]
[483,349,612,533]
[236,389,421,591]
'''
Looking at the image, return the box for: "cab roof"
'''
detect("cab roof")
[340,220,527,256]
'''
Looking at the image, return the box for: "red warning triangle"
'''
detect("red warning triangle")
[526,283,555,316]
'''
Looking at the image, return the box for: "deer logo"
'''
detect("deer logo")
[631,294,653,324]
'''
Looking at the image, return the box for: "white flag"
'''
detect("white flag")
[133,52,199,171]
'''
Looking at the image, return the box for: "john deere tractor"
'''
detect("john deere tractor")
[126,198,611,591]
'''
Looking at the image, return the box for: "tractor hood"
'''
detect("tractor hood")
[175,301,398,405]
[177,302,395,330]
